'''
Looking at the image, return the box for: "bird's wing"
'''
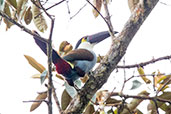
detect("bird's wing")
[63,49,94,62]
[33,31,61,64]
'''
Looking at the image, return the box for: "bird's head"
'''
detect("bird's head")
[75,31,118,49]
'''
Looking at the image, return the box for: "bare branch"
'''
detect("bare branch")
[52,87,63,114]
[37,1,55,114]
[23,99,48,104]
[152,99,159,114]
[34,0,66,18]
[117,55,171,69]
[70,3,87,20]
[111,92,171,104]
[103,0,115,37]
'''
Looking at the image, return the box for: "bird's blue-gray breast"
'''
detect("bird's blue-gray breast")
[74,50,97,73]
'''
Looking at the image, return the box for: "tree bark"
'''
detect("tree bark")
[64,0,159,113]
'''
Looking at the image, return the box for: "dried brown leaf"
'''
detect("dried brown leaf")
[24,55,45,73]
[17,0,28,15]
[84,104,95,114]
[24,6,32,25]
[92,0,102,18]
[32,1,47,32]
[30,91,47,112]
[31,74,41,79]
[56,74,64,80]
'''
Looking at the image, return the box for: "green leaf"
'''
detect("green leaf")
[61,89,72,110]
[6,0,17,9]
[3,3,13,30]
[32,1,47,32]
[130,80,142,90]
[40,70,47,84]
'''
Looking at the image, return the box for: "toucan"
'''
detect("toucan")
[33,31,117,87]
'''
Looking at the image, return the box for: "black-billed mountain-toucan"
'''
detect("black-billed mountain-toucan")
[33,31,117,87]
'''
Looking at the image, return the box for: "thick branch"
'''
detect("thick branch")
[64,0,159,113]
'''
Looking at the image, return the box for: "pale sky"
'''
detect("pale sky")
[0,0,171,114]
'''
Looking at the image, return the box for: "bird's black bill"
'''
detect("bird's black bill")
[88,31,118,44]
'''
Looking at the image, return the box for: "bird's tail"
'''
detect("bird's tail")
[32,31,61,64]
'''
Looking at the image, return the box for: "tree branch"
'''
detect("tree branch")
[0,11,48,43]
[117,55,171,69]
[64,0,159,113]
[37,1,55,114]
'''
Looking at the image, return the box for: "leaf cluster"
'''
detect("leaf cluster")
[0,0,47,32]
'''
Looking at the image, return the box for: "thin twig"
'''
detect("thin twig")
[153,74,156,91]
[37,1,55,114]
[111,92,171,104]
[23,99,48,104]
[152,99,159,114]
[35,0,66,18]
[116,55,171,69]
[70,3,87,20]
[103,0,115,37]
[52,86,63,114]
[66,0,70,14]
[156,78,171,95]
[121,58,126,92]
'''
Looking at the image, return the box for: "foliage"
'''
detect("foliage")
[0,0,47,32]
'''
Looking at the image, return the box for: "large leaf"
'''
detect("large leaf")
[24,6,32,25]
[6,0,17,9]
[24,55,45,73]
[17,0,28,15]
[32,1,47,32]
[92,0,102,18]
[3,3,13,30]
[30,91,47,112]
[61,89,72,110]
